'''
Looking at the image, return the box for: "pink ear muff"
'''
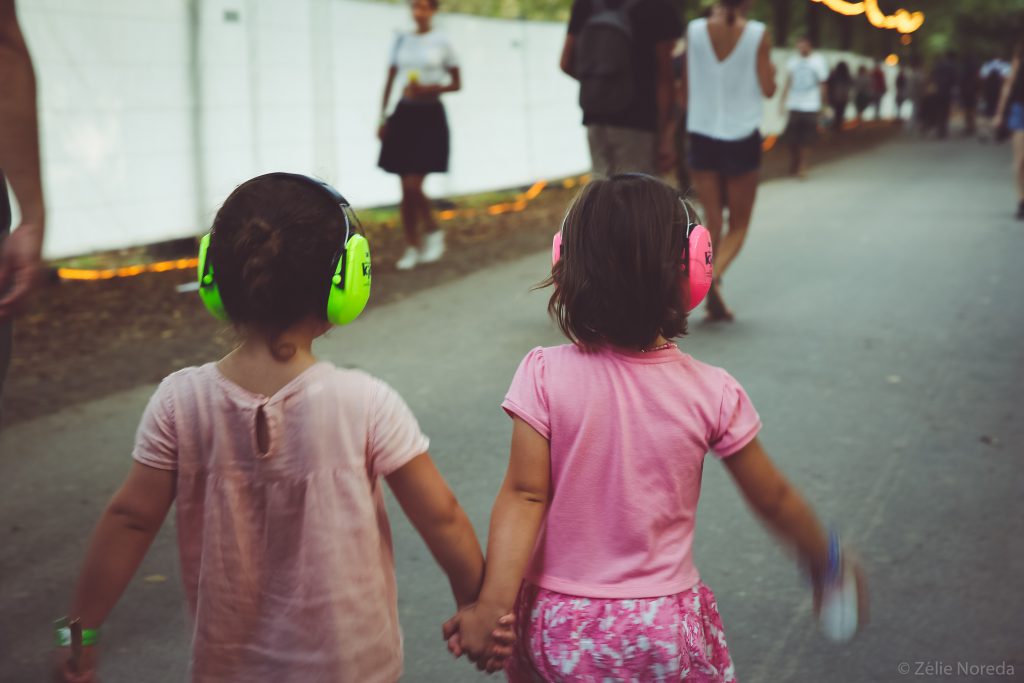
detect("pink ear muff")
[685,224,713,312]
[550,225,713,312]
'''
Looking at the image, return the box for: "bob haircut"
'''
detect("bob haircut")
[546,174,695,350]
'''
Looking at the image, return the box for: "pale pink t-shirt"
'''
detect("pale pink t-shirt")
[502,344,760,599]
[132,361,429,683]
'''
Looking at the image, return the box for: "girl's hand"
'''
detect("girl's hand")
[377,123,387,141]
[52,646,99,683]
[442,605,516,672]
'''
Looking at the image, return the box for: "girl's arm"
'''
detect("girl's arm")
[54,462,175,681]
[757,31,777,98]
[67,462,176,628]
[722,437,830,581]
[386,452,483,607]
[449,418,551,656]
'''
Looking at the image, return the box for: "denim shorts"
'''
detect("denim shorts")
[1008,103,1024,132]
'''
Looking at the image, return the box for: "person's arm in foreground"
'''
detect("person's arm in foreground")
[0,0,45,319]
[54,463,176,682]
[757,31,777,99]
[655,39,678,174]
[723,436,867,621]
[559,34,577,78]
[443,417,550,670]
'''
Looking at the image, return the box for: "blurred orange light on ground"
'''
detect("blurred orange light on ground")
[57,180,569,281]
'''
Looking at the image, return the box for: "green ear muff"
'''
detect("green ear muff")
[197,233,229,321]
[327,233,371,326]
[197,173,372,326]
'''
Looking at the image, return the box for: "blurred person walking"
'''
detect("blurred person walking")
[681,0,775,321]
[0,0,45,420]
[854,65,873,122]
[378,0,460,271]
[559,0,682,178]
[780,36,827,177]
[895,66,909,121]
[979,55,1011,141]
[827,61,853,132]
[959,55,980,136]
[995,43,1024,219]
[930,51,958,139]
[870,61,887,120]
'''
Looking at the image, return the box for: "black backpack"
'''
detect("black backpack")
[574,0,640,117]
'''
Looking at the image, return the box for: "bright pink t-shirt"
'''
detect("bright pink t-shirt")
[502,344,760,599]
[133,362,429,683]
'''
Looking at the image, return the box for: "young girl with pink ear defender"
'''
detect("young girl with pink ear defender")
[445,174,867,681]
[52,173,513,683]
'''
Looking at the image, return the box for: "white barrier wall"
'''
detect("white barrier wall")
[19,0,895,258]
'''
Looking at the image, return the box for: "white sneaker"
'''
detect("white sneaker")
[395,246,418,270]
[419,230,446,264]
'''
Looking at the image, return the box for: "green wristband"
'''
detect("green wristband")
[54,617,100,647]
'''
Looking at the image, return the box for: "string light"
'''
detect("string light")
[811,0,924,34]
[885,53,900,66]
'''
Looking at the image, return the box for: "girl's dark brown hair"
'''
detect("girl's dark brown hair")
[545,174,693,350]
[209,174,347,340]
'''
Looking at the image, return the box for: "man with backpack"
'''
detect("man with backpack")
[559,0,682,178]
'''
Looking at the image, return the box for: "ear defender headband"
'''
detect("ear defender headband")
[197,172,372,326]
[551,194,713,313]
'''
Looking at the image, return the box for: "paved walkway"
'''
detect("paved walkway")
[2,135,1022,682]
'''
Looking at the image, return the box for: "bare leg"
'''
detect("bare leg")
[1013,132,1024,212]
[400,175,423,248]
[717,170,760,276]
[411,176,439,234]
[691,170,732,321]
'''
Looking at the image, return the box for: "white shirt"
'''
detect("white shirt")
[785,53,828,112]
[389,30,459,88]
[686,18,766,140]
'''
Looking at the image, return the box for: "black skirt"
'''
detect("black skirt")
[378,99,450,175]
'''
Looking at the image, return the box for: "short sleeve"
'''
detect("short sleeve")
[132,379,178,470]
[710,371,761,458]
[815,56,829,82]
[501,347,550,439]
[388,33,402,67]
[567,0,591,36]
[442,36,459,69]
[368,379,430,478]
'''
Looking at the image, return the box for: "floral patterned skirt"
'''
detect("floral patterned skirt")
[505,582,736,683]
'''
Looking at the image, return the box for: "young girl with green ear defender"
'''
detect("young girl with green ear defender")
[52,173,513,683]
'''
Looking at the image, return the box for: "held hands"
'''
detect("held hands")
[442,603,516,674]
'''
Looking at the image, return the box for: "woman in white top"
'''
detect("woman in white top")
[681,0,775,321]
[378,0,461,271]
